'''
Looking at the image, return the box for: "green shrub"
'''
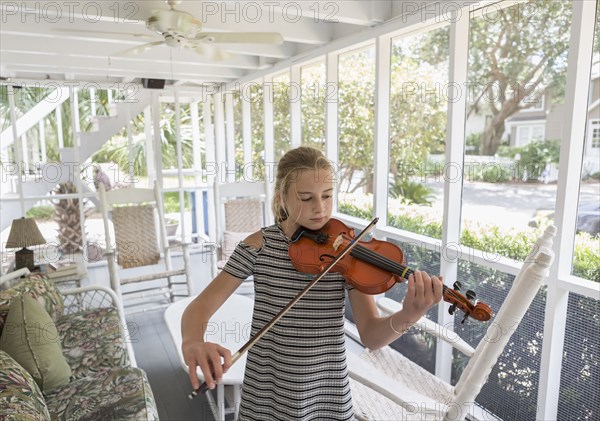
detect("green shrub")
[464,161,513,183]
[388,212,442,238]
[460,223,537,261]
[501,139,560,181]
[339,203,599,282]
[465,133,481,155]
[26,205,54,221]
[338,203,373,220]
[163,192,190,213]
[388,176,435,205]
[573,233,600,281]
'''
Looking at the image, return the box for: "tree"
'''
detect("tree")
[467,1,572,155]
[337,48,376,193]
[389,29,448,178]
[300,62,326,152]
[92,102,197,177]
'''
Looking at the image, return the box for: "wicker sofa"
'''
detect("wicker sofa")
[0,272,158,420]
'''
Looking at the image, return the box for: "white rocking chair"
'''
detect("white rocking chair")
[214,181,268,297]
[99,181,193,312]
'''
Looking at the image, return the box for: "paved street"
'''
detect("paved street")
[428,181,600,230]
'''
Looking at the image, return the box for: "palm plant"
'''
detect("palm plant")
[92,102,199,177]
[52,182,92,253]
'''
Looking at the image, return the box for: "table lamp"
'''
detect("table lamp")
[6,217,46,271]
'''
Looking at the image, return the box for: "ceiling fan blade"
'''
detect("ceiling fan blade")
[193,44,230,62]
[196,32,284,45]
[115,41,165,57]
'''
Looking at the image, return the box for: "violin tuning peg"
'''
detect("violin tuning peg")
[466,290,476,301]
[453,281,462,291]
[461,313,470,324]
[448,304,457,315]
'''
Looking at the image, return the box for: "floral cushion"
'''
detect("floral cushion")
[45,366,159,421]
[56,307,129,379]
[0,350,51,421]
[0,273,64,333]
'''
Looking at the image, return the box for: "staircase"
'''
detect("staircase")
[59,91,152,162]
[1,90,153,232]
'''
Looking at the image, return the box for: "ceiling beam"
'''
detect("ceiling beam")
[0,33,261,70]
[265,1,392,26]
[3,64,234,85]
[1,52,245,80]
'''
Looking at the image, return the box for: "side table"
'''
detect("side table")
[164,294,254,421]
[49,271,87,288]
[36,262,87,288]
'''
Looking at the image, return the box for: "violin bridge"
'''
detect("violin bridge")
[333,234,344,252]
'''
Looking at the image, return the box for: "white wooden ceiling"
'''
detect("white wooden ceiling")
[0,1,440,88]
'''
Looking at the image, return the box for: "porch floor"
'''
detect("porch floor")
[128,308,219,421]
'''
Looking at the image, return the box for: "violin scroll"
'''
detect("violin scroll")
[444,281,492,322]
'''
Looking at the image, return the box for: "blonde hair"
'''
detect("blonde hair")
[272,146,334,223]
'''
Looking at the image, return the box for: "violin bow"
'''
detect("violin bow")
[189,217,380,399]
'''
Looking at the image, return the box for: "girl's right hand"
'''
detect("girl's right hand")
[182,340,233,390]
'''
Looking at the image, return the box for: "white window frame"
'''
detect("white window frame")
[512,121,546,146]
[587,119,600,154]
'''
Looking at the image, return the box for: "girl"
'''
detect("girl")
[181,146,443,420]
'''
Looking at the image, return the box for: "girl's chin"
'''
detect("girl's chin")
[304,218,327,229]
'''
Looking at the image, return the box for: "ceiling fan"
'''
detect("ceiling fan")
[60,0,284,60]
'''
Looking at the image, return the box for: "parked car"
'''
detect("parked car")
[529,201,600,237]
[576,202,600,236]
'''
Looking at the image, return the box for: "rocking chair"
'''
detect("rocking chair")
[99,181,193,312]
[214,181,268,297]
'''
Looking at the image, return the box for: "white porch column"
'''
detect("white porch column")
[537,1,596,419]
[437,12,470,384]
[214,91,226,184]
[7,85,25,216]
[144,106,155,187]
[263,75,275,223]
[190,100,206,239]
[242,83,252,165]
[290,64,302,147]
[325,53,339,209]
[204,97,217,243]
[373,34,391,224]
[224,92,236,183]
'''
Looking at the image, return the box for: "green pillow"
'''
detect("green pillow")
[0,350,51,420]
[0,293,72,392]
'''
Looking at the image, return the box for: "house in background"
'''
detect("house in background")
[504,54,600,177]
[465,55,599,179]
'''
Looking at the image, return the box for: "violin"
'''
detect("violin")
[289,218,493,323]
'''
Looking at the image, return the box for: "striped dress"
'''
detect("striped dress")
[222,224,354,421]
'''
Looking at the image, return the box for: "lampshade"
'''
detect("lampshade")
[6,218,46,248]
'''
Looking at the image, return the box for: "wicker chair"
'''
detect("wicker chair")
[346,225,556,420]
[213,181,268,296]
[98,181,193,312]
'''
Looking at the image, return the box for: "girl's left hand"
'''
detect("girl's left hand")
[402,270,443,321]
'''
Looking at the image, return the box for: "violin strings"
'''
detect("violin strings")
[327,234,468,305]
[352,246,460,301]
